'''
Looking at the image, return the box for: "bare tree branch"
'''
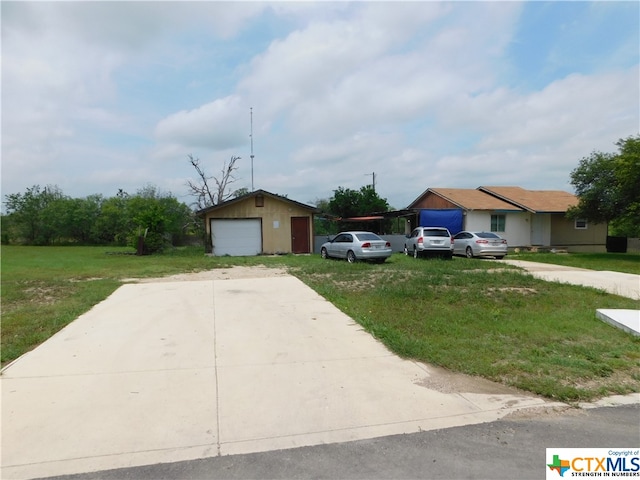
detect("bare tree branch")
[186,154,241,210]
[214,155,240,205]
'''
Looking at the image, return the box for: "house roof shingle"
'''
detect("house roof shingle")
[428,188,522,211]
[478,186,578,213]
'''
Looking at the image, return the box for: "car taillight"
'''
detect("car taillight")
[476,239,489,244]
[501,239,507,244]
[385,242,391,247]
[418,237,423,244]
[362,242,371,248]
[450,236,454,244]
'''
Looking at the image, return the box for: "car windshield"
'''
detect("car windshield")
[476,232,500,239]
[355,233,382,241]
[424,229,449,237]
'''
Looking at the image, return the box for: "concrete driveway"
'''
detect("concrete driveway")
[1,267,562,480]
[501,259,640,300]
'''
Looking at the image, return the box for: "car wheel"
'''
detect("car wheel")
[495,255,504,260]
[321,247,328,259]
[347,250,356,263]
[465,246,474,258]
[413,247,420,259]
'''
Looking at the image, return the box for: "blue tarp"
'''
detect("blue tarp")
[418,209,464,235]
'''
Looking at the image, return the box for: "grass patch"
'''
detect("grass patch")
[290,254,640,402]
[1,245,237,365]
[509,251,640,274]
[2,246,639,403]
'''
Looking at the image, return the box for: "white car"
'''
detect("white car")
[453,231,508,259]
[321,231,392,263]
[404,227,453,259]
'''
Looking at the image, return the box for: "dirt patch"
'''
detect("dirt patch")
[503,404,577,420]
[122,265,289,283]
[413,364,585,418]
[22,284,65,306]
[414,363,535,396]
[24,287,57,305]
[487,287,538,295]
[571,370,640,393]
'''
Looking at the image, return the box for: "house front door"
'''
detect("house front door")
[291,217,310,254]
[531,214,550,246]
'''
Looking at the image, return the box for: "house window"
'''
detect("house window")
[575,218,588,229]
[491,214,506,232]
[255,194,264,207]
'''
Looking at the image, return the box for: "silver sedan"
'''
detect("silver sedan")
[453,231,508,259]
[320,231,392,263]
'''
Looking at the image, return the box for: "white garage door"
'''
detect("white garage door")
[211,219,262,256]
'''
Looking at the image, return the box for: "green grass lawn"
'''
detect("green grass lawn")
[2,245,639,402]
[508,251,640,274]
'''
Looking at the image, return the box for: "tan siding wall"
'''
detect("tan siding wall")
[204,195,314,254]
[550,215,607,249]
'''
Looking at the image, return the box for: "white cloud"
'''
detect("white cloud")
[155,95,248,150]
[2,1,637,211]
[461,68,639,152]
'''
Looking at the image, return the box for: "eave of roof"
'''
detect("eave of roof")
[196,189,320,216]
[341,216,385,221]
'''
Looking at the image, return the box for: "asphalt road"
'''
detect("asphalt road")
[41,404,640,480]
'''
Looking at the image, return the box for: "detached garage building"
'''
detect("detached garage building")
[197,189,318,256]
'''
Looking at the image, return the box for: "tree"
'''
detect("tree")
[4,185,66,244]
[328,185,391,233]
[3,184,196,249]
[93,189,131,245]
[232,187,250,198]
[568,135,640,237]
[313,198,335,236]
[186,154,241,210]
[329,186,389,217]
[59,195,104,244]
[127,185,193,253]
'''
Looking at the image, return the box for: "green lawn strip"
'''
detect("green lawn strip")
[1,279,121,364]
[293,256,640,402]
[510,252,640,274]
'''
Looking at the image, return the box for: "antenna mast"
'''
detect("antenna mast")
[250,107,255,192]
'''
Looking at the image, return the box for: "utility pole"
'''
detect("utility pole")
[250,107,255,191]
[366,172,376,192]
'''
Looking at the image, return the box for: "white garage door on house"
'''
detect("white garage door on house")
[211,219,262,256]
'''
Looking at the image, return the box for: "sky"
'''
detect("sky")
[2,1,638,210]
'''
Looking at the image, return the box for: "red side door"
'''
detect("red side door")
[291,217,310,254]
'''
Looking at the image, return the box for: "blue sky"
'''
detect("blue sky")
[2,1,638,210]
